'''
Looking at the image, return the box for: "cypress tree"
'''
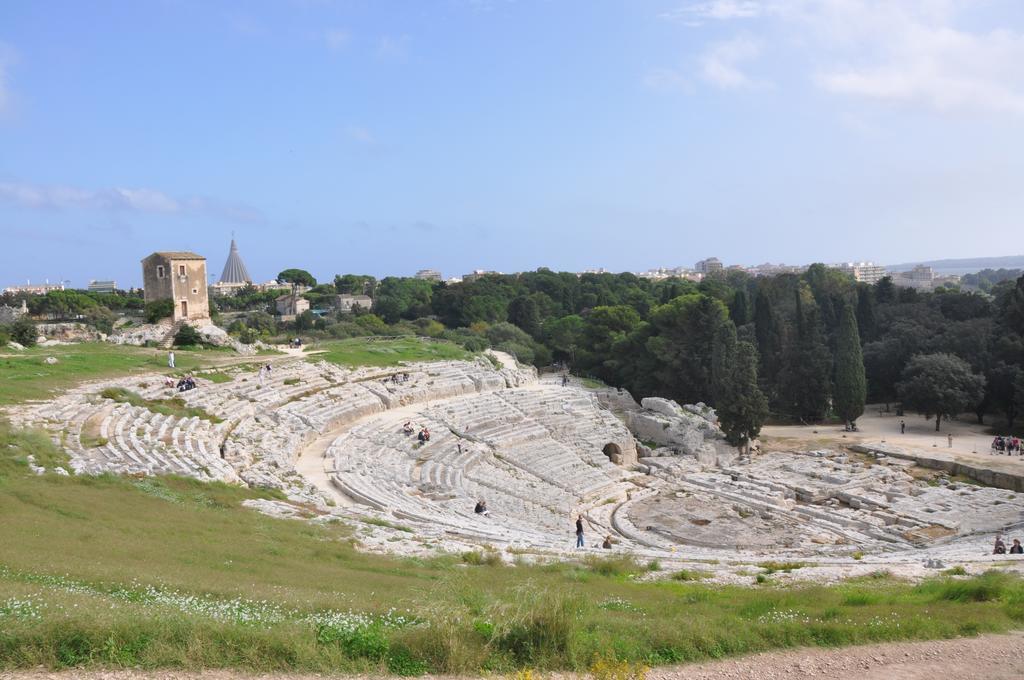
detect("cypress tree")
[717,341,769,452]
[712,320,738,406]
[834,304,866,428]
[753,288,782,389]
[778,305,833,421]
[855,285,877,342]
[730,289,750,326]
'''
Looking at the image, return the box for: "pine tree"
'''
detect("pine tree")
[717,341,769,452]
[834,304,866,428]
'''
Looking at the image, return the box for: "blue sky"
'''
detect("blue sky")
[1,0,1023,288]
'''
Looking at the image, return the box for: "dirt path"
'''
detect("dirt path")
[4,632,1023,679]
[761,406,1024,477]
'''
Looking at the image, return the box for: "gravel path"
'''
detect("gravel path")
[4,632,1024,680]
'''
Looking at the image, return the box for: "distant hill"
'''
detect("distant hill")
[884,255,1024,275]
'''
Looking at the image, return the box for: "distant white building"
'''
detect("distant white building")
[892,265,934,290]
[890,265,961,291]
[831,262,887,284]
[3,281,65,295]
[748,263,807,277]
[636,267,702,282]
[462,270,501,283]
[694,257,724,275]
[415,269,443,282]
[88,280,117,293]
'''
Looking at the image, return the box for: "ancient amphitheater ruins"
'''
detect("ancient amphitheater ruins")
[10,352,1024,583]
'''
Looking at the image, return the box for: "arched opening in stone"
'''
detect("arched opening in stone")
[603,442,623,465]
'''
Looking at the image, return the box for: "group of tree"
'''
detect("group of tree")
[214,262,1024,436]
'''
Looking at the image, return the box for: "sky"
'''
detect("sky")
[1,0,1024,288]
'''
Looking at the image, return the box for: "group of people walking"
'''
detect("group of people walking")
[991,436,1022,454]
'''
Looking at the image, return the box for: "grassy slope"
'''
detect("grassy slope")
[310,337,471,368]
[0,343,236,406]
[1,427,1023,673]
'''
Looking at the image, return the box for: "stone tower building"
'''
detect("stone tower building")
[141,252,210,322]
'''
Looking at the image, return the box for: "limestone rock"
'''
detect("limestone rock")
[626,397,738,467]
[7,341,24,350]
[44,356,58,365]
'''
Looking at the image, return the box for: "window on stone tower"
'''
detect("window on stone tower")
[178,265,186,276]
[156,265,165,278]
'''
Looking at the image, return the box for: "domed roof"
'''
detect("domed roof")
[219,238,252,284]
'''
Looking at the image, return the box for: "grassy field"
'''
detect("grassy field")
[309,337,472,368]
[0,343,243,406]
[2,421,1024,674]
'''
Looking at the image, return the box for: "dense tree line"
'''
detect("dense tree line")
[7,264,1024,437]
[352,266,1023,434]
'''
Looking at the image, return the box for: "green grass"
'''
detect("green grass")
[2,422,1024,674]
[310,337,471,368]
[758,561,807,575]
[98,387,223,423]
[0,343,236,406]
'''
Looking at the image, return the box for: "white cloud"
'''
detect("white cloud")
[815,22,1024,115]
[700,36,764,90]
[663,0,763,22]
[0,181,262,221]
[656,0,1024,115]
[325,28,351,51]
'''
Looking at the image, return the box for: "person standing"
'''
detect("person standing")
[257,365,265,387]
[575,515,585,548]
[900,420,905,434]
[168,351,175,369]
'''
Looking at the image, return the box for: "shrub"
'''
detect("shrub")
[10,317,38,347]
[584,555,642,577]
[173,324,202,347]
[758,561,805,574]
[144,299,175,324]
[671,569,710,581]
[462,550,502,567]
[316,622,388,660]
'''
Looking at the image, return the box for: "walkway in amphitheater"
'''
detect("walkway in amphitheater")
[5,632,1024,679]
[9,349,1024,581]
